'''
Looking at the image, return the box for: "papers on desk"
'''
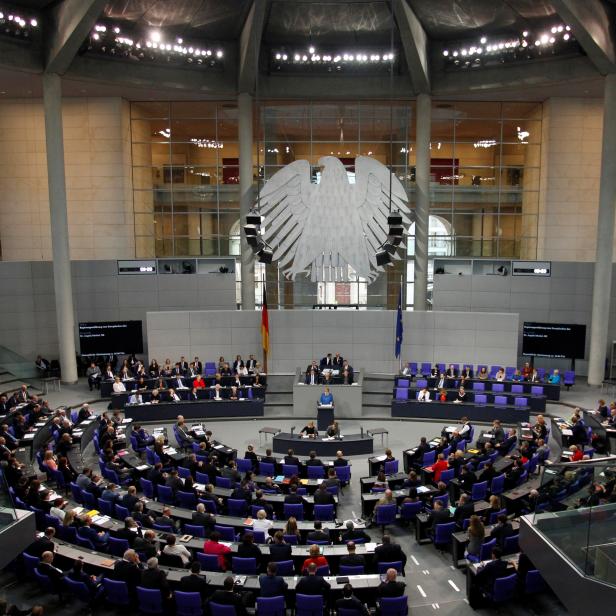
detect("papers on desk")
[373,455,387,462]
[220,541,233,548]
[417,486,431,494]
[274,475,285,482]
[482,433,495,439]
[121,418,133,424]
[72,507,84,516]
[561,429,573,436]
[318,404,333,408]
[163,447,177,455]
[351,382,359,386]
[91,514,111,525]
[193,483,206,491]
[23,434,35,440]
[213,444,225,451]
[365,542,377,553]
[322,437,336,441]
[316,479,324,484]
[136,464,149,471]
[35,422,47,427]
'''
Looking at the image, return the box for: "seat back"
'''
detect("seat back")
[232,557,257,574]
[491,573,518,603]
[227,499,248,517]
[564,371,575,385]
[524,569,546,594]
[136,586,163,615]
[420,363,431,375]
[503,533,519,555]
[103,578,130,606]
[397,379,410,388]
[530,385,544,396]
[416,379,428,389]
[492,383,505,393]
[295,594,324,616]
[157,485,175,505]
[439,469,455,485]
[422,450,436,466]
[432,494,449,508]
[375,503,397,526]
[209,603,237,616]
[379,596,409,616]
[108,536,129,557]
[471,481,488,501]
[236,458,253,473]
[376,561,403,574]
[313,504,334,521]
[97,498,114,517]
[472,382,485,391]
[115,503,129,519]
[282,464,299,477]
[384,460,399,475]
[197,552,221,571]
[490,474,505,495]
[283,534,298,545]
[316,565,330,576]
[474,394,487,405]
[259,462,275,476]
[395,388,408,401]
[195,471,210,484]
[433,522,456,548]
[283,503,304,521]
[339,565,365,575]
[256,596,286,616]
[214,525,236,541]
[307,466,325,479]
[511,384,523,393]
[175,591,203,616]
[479,538,496,561]
[184,523,206,538]
[215,476,233,489]
[515,397,528,407]
[494,395,507,406]
[400,501,423,521]
[140,477,155,498]
[275,560,294,574]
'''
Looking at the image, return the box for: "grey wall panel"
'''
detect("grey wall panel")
[146,310,519,374]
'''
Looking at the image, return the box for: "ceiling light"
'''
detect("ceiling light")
[113,26,120,34]
[461,49,467,56]
[480,36,487,44]
[540,34,549,44]
[177,37,183,44]
[443,50,449,57]
[294,54,300,61]
[549,37,555,44]
[150,30,161,42]
[275,53,281,60]
[557,26,563,33]
[563,33,570,41]
[302,54,307,61]
[565,25,571,31]
[93,33,99,40]
[452,51,458,57]
[30,18,37,27]
[309,46,315,54]
[535,40,541,46]
[523,31,528,37]
[216,50,223,58]
[551,26,557,34]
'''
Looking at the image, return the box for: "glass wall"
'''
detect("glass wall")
[130,100,541,308]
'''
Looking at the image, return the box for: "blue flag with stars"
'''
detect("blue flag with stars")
[395,285,403,359]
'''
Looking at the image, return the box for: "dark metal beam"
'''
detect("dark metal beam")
[392,0,430,94]
[45,0,107,75]
[238,0,269,93]
[551,0,616,75]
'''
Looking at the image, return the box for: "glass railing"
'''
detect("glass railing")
[0,345,39,381]
[531,460,616,587]
[0,470,18,531]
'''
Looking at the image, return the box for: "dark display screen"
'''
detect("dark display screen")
[522,322,586,359]
[79,321,143,357]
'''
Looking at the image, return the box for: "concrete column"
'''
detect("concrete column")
[588,74,616,385]
[42,73,78,383]
[238,92,255,310]
[413,93,431,310]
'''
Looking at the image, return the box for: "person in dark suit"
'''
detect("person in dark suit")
[115,517,141,547]
[339,542,365,568]
[410,437,431,463]
[192,503,216,536]
[295,563,331,598]
[141,557,171,600]
[374,535,407,572]
[320,354,334,369]
[305,451,323,467]
[146,463,166,486]
[453,493,475,527]
[237,533,262,565]
[26,527,55,557]
[333,450,348,466]
[340,521,370,544]
[306,521,330,543]
[133,530,158,559]
[208,576,248,616]
[243,444,259,470]
[304,362,321,385]
[377,568,406,597]
[253,490,274,519]
[427,500,451,535]
[474,547,509,593]
[336,583,370,616]
[259,561,288,598]
[154,507,176,531]
[284,485,304,504]
[570,416,588,446]
[180,561,209,602]
[313,484,335,506]
[37,551,64,594]
[113,549,142,591]
[120,486,140,512]
[268,531,292,562]
[496,429,517,456]
[260,449,277,466]
[489,514,515,550]
[332,353,344,369]
[283,449,301,468]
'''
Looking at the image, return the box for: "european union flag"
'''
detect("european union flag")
[395,285,403,359]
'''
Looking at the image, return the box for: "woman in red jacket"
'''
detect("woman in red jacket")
[431,453,449,482]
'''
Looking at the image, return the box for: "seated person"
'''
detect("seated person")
[307,520,330,543]
[336,583,369,616]
[377,568,405,598]
[259,562,288,599]
[547,369,561,384]
[474,547,508,593]
[340,521,370,544]
[427,500,451,535]
[511,369,524,382]
[326,421,340,438]
[494,368,505,382]
[300,421,318,439]
[477,367,489,380]
[319,387,334,406]
[305,362,321,385]
[302,544,329,572]
[454,386,467,403]
[430,453,449,482]
[417,386,431,402]
[374,535,407,572]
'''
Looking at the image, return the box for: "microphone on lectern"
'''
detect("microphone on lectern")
[361,427,364,438]
[291,426,296,438]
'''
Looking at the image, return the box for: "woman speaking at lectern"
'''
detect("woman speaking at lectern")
[319,386,334,406]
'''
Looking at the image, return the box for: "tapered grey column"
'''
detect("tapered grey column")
[413,93,431,310]
[588,73,616,385]
[239,92,255,310]
[42,73,78,383]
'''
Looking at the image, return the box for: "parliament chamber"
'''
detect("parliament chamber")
[2,1,616,615]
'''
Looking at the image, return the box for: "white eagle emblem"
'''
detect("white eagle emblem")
[258,156,411,282]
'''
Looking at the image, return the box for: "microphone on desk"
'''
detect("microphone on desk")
[361,427,364,438]
[290,426,296,438]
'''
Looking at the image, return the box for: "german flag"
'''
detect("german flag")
[261,276,269,355]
